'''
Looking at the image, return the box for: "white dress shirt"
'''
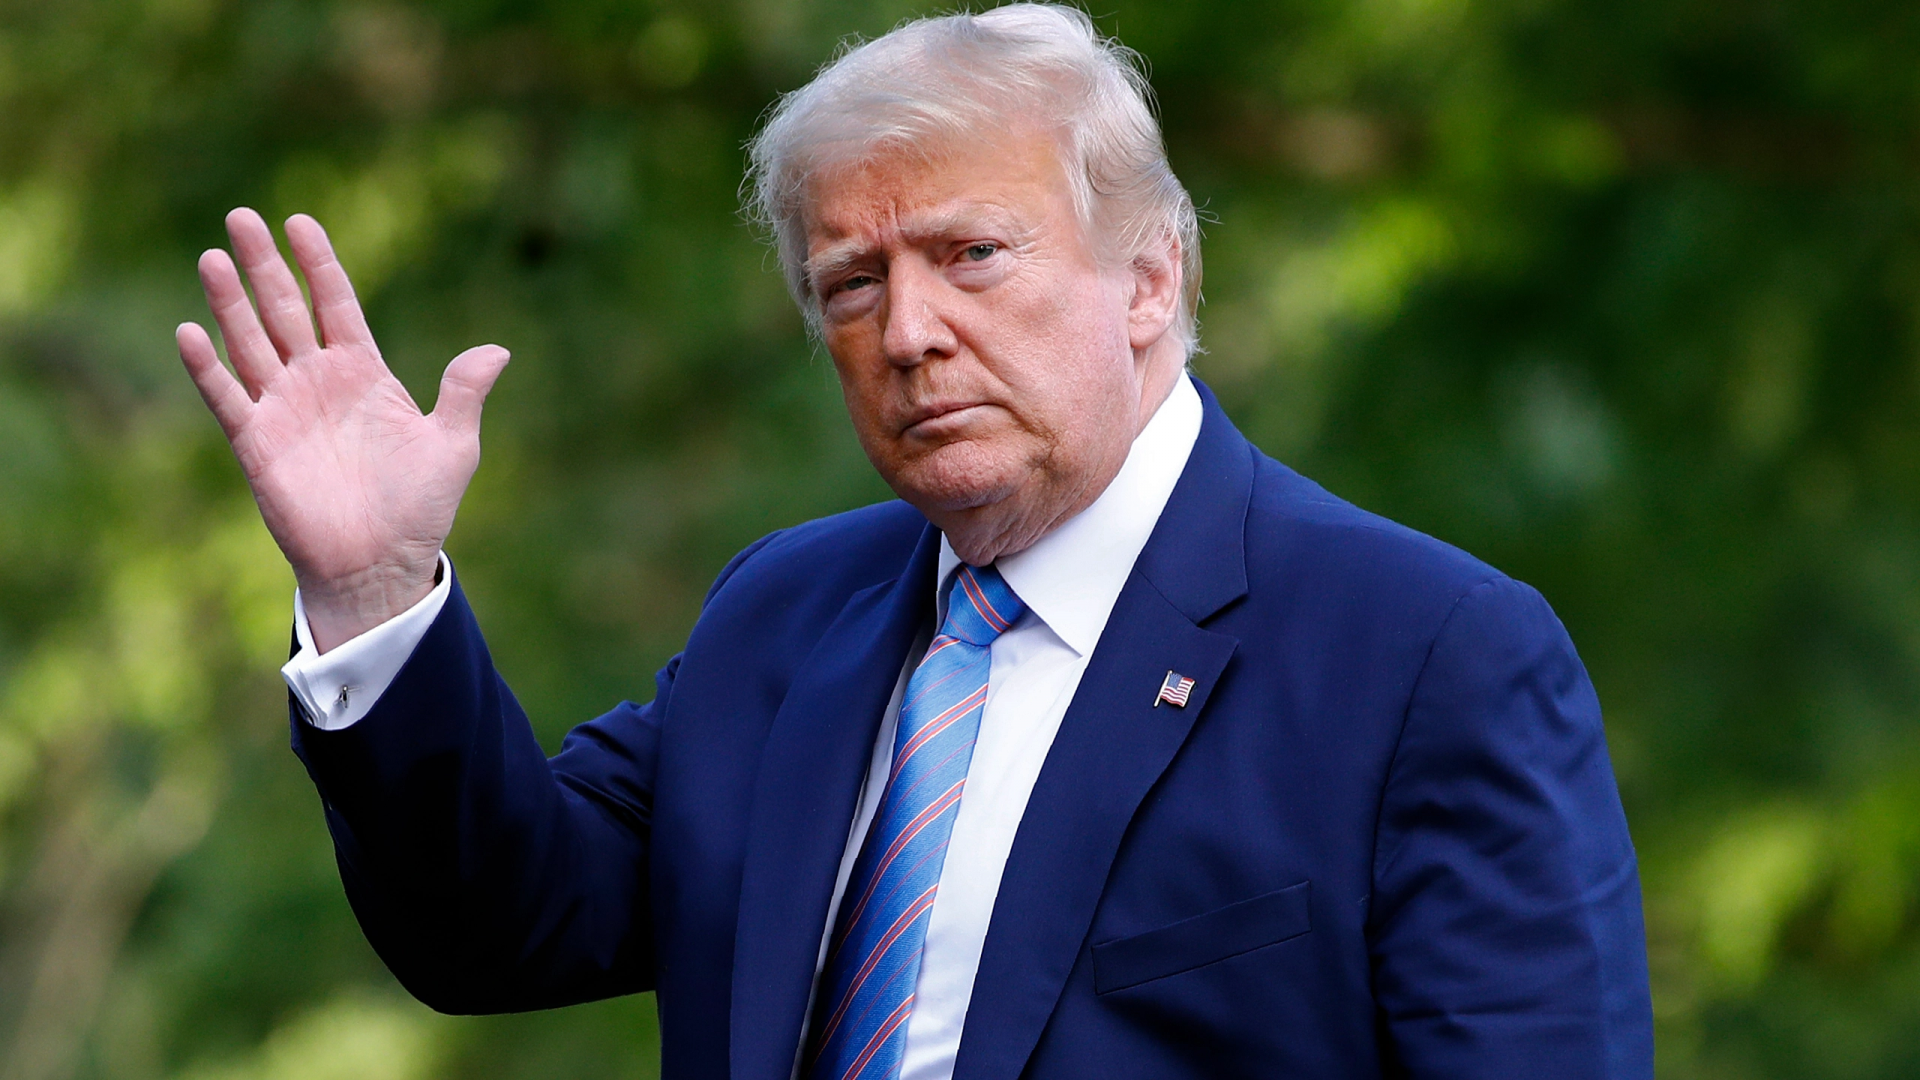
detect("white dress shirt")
[282,374,1205,1080]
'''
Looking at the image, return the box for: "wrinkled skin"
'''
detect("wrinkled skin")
[804,127,1186,564]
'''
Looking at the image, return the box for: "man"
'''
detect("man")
[176,6,1652,1079]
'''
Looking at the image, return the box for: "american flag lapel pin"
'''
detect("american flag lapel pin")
[1155,670,1196,708]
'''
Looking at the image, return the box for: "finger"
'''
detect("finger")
[431,345,511,438]
[198,247,284,399]
[176,321,254,440]
[225,207,320,361]
[284,214,376,351]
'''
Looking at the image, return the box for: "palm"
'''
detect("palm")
[238,341,448,577]
[177,209,508,648]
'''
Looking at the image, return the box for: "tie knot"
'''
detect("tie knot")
[940,564,1025,647]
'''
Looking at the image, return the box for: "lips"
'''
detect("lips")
[901,400,989,435]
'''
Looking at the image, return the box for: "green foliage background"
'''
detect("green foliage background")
[3,0,1919,1077]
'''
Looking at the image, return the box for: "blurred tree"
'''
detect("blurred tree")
[1,1,1919,1077]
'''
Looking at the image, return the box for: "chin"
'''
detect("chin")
[884,442,1025,516]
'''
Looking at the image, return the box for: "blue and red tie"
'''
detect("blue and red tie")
[805,563,1025,1080]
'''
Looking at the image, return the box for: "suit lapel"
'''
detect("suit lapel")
[730,523,942,1080]
[951,383,1257,1080]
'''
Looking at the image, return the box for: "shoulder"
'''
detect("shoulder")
[1240,450,1513,627]
[1232,449,1595,771]
[697,499,929,627]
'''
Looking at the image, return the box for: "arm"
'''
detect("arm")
[1369,577,1653,1079]
[291,575,672,1012]
[285,528,782,1012]
[178,207,630,1008]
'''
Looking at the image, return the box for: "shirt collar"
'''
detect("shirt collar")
[936,372,1204,656]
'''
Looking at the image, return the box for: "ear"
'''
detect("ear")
[1127,230,1183,352]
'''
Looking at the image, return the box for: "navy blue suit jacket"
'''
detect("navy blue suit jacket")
[291,383,1653,1079]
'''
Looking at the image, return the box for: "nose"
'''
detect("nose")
[880,258,959,367]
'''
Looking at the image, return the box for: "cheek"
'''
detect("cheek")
[997,283,1133,413]
[825,332,884,411]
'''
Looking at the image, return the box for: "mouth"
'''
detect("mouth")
[901,401,992,438]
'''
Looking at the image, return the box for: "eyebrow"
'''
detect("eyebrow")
[803,204,1018,295]
[802,243,870,296]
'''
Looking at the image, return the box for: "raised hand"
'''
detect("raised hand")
[176,208,509,652]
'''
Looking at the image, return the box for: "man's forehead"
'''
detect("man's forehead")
[800,134,1065,256]
[807,198,1021,251]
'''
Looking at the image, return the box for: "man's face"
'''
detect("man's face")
[802,127,1169,563]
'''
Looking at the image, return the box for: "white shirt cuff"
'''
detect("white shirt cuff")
[282,553,454,731]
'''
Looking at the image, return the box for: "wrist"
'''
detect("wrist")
[298,556,443,654]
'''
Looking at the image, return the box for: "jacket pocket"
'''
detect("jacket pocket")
[1091,880,1312,994]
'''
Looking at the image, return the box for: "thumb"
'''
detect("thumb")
[432,344,510,437]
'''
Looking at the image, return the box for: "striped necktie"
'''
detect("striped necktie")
[805,563,1025,1080]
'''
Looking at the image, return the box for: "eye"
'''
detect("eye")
[834,273,879,295]
[962,243,998,262]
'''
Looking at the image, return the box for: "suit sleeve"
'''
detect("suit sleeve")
[1369,576,1653,1079]
[287,531,782,1014]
